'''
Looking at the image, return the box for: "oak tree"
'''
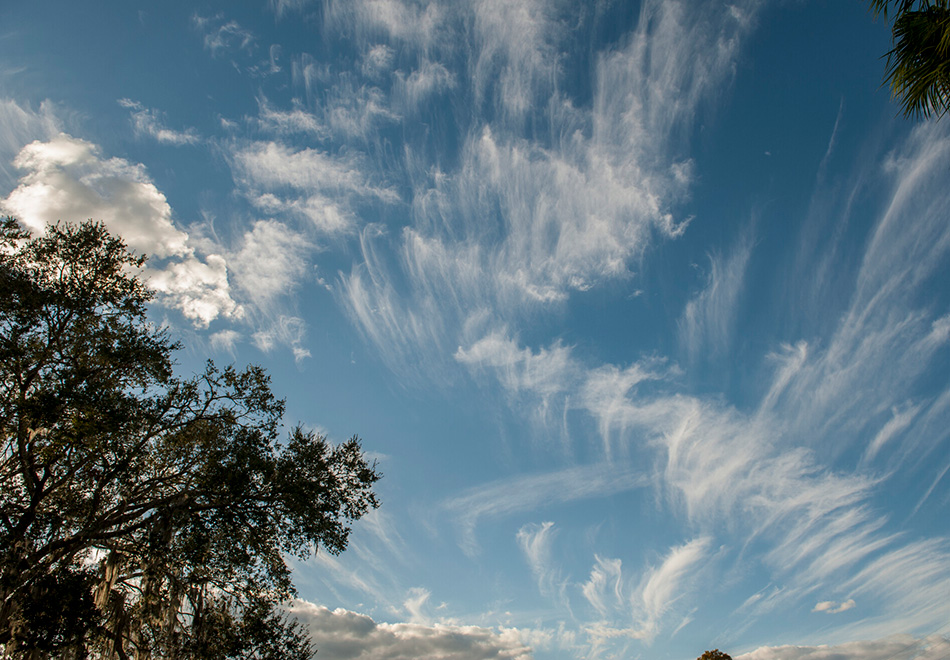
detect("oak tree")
[698,651,732,660]
[0,219,380,658]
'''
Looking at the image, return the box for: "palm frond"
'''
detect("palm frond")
[884,5,950,118]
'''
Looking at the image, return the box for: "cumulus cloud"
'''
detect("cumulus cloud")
[737,635,950,660]
[289,601,534,660]
[0,134,239,327]
[2,134,188,256]
[146,254,241,327]
[118,99,200,145]
[0,98,60,188]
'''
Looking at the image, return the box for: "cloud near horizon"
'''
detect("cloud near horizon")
[736,634,950,660]
[289,601,534,660]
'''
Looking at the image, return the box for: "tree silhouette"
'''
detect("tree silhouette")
[0,219,380,658]
[698,650,733,660]
[870,1,950,119]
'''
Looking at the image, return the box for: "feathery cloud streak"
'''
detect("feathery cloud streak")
[337,0,759,375]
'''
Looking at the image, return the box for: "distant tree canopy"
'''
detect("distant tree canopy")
[869,0,950,119]
[698,650,733,660]
[0,219,381,658]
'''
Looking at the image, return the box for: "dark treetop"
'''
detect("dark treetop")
[0,219,380,659]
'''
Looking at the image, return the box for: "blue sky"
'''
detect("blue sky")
[2,1,949,659]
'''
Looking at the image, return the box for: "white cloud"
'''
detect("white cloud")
[229,140,398,235]
[193,14,256,56]
[229,219,312,304]
[0,134,239,327]
[443,465,647,556]
[395,60,456,112]
[2,134,187,256]
[862,403,921,464]
[632,537,709,641]
[323,0,445,50]
[118,99,200,145]
[362,44,395,78]
[252,315,311,362]
[737,635,950,660]
[251,192,353,235]
[231,140,388,196]
[0,98,60,188]
[211,2,950,647]
[322,79,400,140]
[471,0,560,119]
[516,522,566,606]
[812,599,856,614]
[146,254,242,327]
[455,331,576,430]
[403,587,432,624]
[339,1,758,376]
[581,555,623,618]
[254,97,328,138]
[770,121,950,467]
[289,601,534,660]
[679,235,752,363]
[836,539,950,638]
[269,0,314,19]
[209,329,241,354]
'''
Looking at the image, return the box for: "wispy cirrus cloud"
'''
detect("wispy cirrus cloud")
[156,0,950,651]
[118,99,200,146]
[580,538,711,654]
[337,0,758,379]
[812,599,855,614]
[193,13,256,57]
[679,235,753,364]
[322,0,446,50]
[253,97,328,138]
[517,522,567,607]
[0,98,60,188]
[443,465,647,557]
[633,537,710,641]
[229,140,398,235]
[581,555,623,619]
[227,218,312,305]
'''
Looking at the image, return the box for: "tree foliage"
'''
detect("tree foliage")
[697,651,732,660]
[870,0,950,119]
[0,219,381,658]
